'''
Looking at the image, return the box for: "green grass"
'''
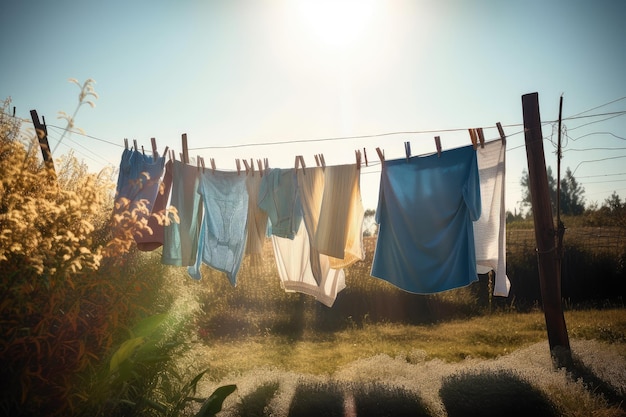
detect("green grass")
[191,308,626,379]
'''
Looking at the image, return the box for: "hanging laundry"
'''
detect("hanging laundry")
[474,139,510,297]
[258,168,302,239]
[115,147,134,198]
[187,170,249,285]
[113,149,166,246]
[245,171,269,256]
[371,145,481,294]
[314,163,365,268]
[296,166,326,285]
[162,160,203,267]
[136,159,173,251]
[272,221,346,307]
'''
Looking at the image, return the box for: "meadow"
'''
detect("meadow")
[170,237,626,417]
[2,103,625,416]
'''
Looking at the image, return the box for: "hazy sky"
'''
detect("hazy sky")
[2,0,625,212]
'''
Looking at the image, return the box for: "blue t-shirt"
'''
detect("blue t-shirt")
[188,170,249,285]
[257,168,302,239]
[371,145,481,294]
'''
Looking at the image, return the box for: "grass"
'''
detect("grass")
[191,309,626,379]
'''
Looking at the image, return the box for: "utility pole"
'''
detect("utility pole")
[521,92,571,368]
[30,110,55,174]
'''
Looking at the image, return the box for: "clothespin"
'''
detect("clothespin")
[314,155,321,167]
[124,138,129,150]
[355,149,362,170]
[197,156,202,172]
[404,141,411,162]
[264,158,269,170]
[496,122,507,145]
[201,157,207,173]
[434,136,442,157]
[469,129,478,149]
[319,154,326,168]
[236,159,241,175]
[141,145,145,155]
[477,128,485,148]
[170,149,176,161]
[376,147,385,164]
[181,133,189,164]
[151,137,158,158]
[210,158,216,173]
[133,139,138,151]
[242,159,250,174]
[256,159,263,176]
[363,148,368,167]
[179,152,184,162]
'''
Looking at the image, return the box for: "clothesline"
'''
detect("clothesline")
[114,137,510,307]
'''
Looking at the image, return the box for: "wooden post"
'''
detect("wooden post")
[29,110,55,173]
[521,92,571,368]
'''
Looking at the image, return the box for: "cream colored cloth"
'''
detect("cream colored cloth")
[314,164,365,268]
[272,222,346,307]
[245,171,269,255]
[474,139,510,297]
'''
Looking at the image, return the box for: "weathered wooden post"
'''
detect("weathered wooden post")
[521,92,572,368]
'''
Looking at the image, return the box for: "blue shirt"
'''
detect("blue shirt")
[188,170,248,285]
[371,145,481,294]
[257,168,302,239]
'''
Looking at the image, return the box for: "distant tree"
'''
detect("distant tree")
[604,191,623,212]
[363,208,377,236]
[520,166,585,216]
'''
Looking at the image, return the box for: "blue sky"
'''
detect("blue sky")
[2,0,625,212]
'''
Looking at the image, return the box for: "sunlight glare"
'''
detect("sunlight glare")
[295,0,376,49]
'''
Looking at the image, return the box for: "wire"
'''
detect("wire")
[47,123,125,148]
[572,155,626,175]
[566,96,626,119]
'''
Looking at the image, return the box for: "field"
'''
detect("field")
[157,236,626,417]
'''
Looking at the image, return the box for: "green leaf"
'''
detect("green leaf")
[131,313,169,337]
[195,385,237,417]
[109,336,145,373]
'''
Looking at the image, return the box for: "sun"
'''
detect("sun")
[294,0,377,49]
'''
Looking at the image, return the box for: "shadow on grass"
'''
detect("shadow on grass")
[234,381,280,417]
[351,382,432,417]
[287,381,344,417]
[567,354,626,412]
[439,369,557,417]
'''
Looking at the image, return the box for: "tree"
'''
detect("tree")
[520,166,585,216]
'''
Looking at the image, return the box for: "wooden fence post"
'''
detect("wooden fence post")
[29,110,55,174]
[521,92,572,368]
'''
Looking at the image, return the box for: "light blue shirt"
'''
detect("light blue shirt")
[188,170,248,285]
[371,145,481,294]
[257,168,302,239]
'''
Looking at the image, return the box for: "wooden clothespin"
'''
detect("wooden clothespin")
[124,138,129,150]
[477,128,485,148]
[210,158,216,173]
[170,149,176,161]
[201,157,207,173]
[319,154,326,168]
[376,147,385,164]
[355,149,362,170]
[181,133,189,164]
[141,145,145,155]
[264,158,269,171]
[314,155,321,167]
[434,136,442,157]
[363,148,368,167]
[197,156,202,172]
[404,141,411,162]
[151,137,158,158]
[133,139,138,151]
[242,158,250,174]
[256,159,263,176]
[496,122,507,145]
[469,129,478,149]
[236,159,241,175]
